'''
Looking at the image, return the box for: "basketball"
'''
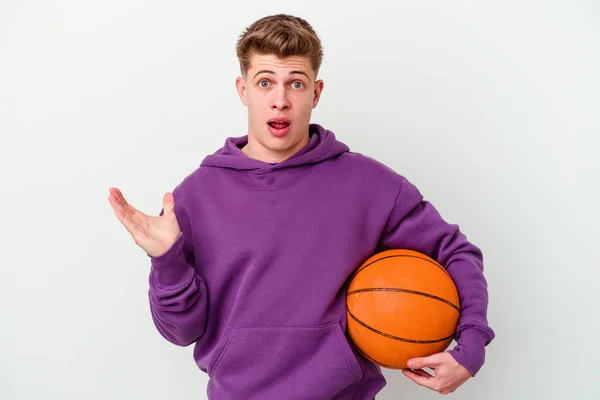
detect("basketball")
[346,249,460,369]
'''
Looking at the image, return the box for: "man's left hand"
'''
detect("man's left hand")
[402,351,472,395]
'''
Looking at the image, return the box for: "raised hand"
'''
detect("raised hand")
[108,187,181,257]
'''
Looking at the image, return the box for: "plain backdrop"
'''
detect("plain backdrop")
[1,0,598,399]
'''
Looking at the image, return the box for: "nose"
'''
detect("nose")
[271,86,290,111]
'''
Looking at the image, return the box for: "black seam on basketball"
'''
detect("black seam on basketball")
[354,344,394,369]
[348,254,450,284]
[347,288,460,312]
[346,305,455,344]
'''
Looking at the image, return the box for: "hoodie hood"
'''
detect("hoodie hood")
[201,123,349,173]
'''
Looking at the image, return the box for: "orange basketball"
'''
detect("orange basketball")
[346,249,460,369]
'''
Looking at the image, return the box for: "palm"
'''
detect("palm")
[108,187,181,257]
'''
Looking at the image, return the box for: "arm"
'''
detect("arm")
[147,194,208,347]
[108,186,208,347]
[376,176,495,376]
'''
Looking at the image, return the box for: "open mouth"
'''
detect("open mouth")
[268,121,290,129]
[267,119,291,136]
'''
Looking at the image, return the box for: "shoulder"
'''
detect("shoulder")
[338,151,405,188]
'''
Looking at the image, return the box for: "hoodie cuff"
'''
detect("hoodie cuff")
[148,233,192,286]
[448,329,490,377]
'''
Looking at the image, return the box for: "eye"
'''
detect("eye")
[259,80,270,88]
[292,81,304,89]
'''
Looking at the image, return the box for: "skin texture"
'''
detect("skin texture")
[235,53,324,163]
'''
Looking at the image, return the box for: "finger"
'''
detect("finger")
[108,194,138,224]
[108,195,128,222]
[114,207,147,244]
[108,191,125,210]
[112,187,131,208]
[110,187,124,200]
[126,204,151,229]
[109,189,149,245]
[162,192,175,214]
[402,369,436,390]
[108,191,128,213]
[109,187,123,201]
[408,353,442,370]
[410,368,434,378]
[108,190,147,223]
[109,193,142,230]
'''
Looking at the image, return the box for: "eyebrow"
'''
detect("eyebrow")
[253,70,311,80]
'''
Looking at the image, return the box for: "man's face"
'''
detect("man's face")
[235,53,324,163]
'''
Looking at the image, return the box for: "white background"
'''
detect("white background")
[1,0,598,399]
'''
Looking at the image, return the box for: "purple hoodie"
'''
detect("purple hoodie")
[148,123,495,399]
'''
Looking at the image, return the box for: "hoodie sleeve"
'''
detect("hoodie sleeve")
[147,198,208,347]
[376,176,495,376]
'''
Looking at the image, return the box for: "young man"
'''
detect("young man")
[108,14,494,399]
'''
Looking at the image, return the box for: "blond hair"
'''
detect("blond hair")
[236,14,324,77]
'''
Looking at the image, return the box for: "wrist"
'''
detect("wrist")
[448,329,490,377]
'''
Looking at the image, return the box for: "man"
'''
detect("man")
[108,14,494,399]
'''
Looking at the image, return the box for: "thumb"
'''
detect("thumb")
[162,192,175,214]
[407,354,440,369]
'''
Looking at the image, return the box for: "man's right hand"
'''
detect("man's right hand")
[108,187,181,257]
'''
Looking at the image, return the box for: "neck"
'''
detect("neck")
[241,130,310,163]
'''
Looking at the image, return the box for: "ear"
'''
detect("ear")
[235,76,248,106]
[312,79,324,108]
